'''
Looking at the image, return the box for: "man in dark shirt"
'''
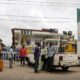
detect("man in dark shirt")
[34,43,41,73]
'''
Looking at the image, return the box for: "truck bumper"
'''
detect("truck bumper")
[60,61,79,67]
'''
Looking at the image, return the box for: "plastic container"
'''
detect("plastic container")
[0,60,3,71]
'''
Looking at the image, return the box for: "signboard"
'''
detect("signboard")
[77,9,80,41]
[77,9,80,54]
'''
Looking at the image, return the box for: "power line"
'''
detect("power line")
[2,0,80,6]
[0,2,80,7]
[0,14,76,20]
[0,19,77,23]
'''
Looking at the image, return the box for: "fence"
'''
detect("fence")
[1,51,19,60]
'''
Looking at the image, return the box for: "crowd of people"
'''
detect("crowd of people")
[34,43,58,73]
[17,43,57,73]
[0,42,64,73]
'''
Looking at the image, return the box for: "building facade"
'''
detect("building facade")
[11,28,60,48]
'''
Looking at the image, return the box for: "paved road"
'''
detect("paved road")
[0,61,80,80]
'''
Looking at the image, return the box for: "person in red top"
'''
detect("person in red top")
[19,45,26,66]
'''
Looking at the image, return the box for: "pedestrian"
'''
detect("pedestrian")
[19,45,26,66]
[40,45,47,71]
[8,46,14,68]
[34,43,41,73]
[47,43,56,72]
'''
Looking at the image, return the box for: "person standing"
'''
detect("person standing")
[41,45,47,71]
[19,45,26,66]
[47,43,56,72]
[8,46,14,68]
[34,43,41,73]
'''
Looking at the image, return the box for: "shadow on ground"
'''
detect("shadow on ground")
[48,68,77,75]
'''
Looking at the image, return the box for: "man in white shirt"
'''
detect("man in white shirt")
[9,46,14,68]
[40,46,47,70]
[47,43,56,72]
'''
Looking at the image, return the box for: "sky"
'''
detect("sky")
[0,0,80,46]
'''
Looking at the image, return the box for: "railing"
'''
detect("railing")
[1,51,19,60]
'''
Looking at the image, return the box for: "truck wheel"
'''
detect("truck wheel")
[62,67,69,71]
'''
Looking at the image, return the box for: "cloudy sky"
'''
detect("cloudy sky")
[0,0,80,46]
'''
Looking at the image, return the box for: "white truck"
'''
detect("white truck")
[26,29,79,71]
[27,44,79,71]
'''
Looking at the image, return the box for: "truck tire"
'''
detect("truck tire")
[62,67,69,71]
